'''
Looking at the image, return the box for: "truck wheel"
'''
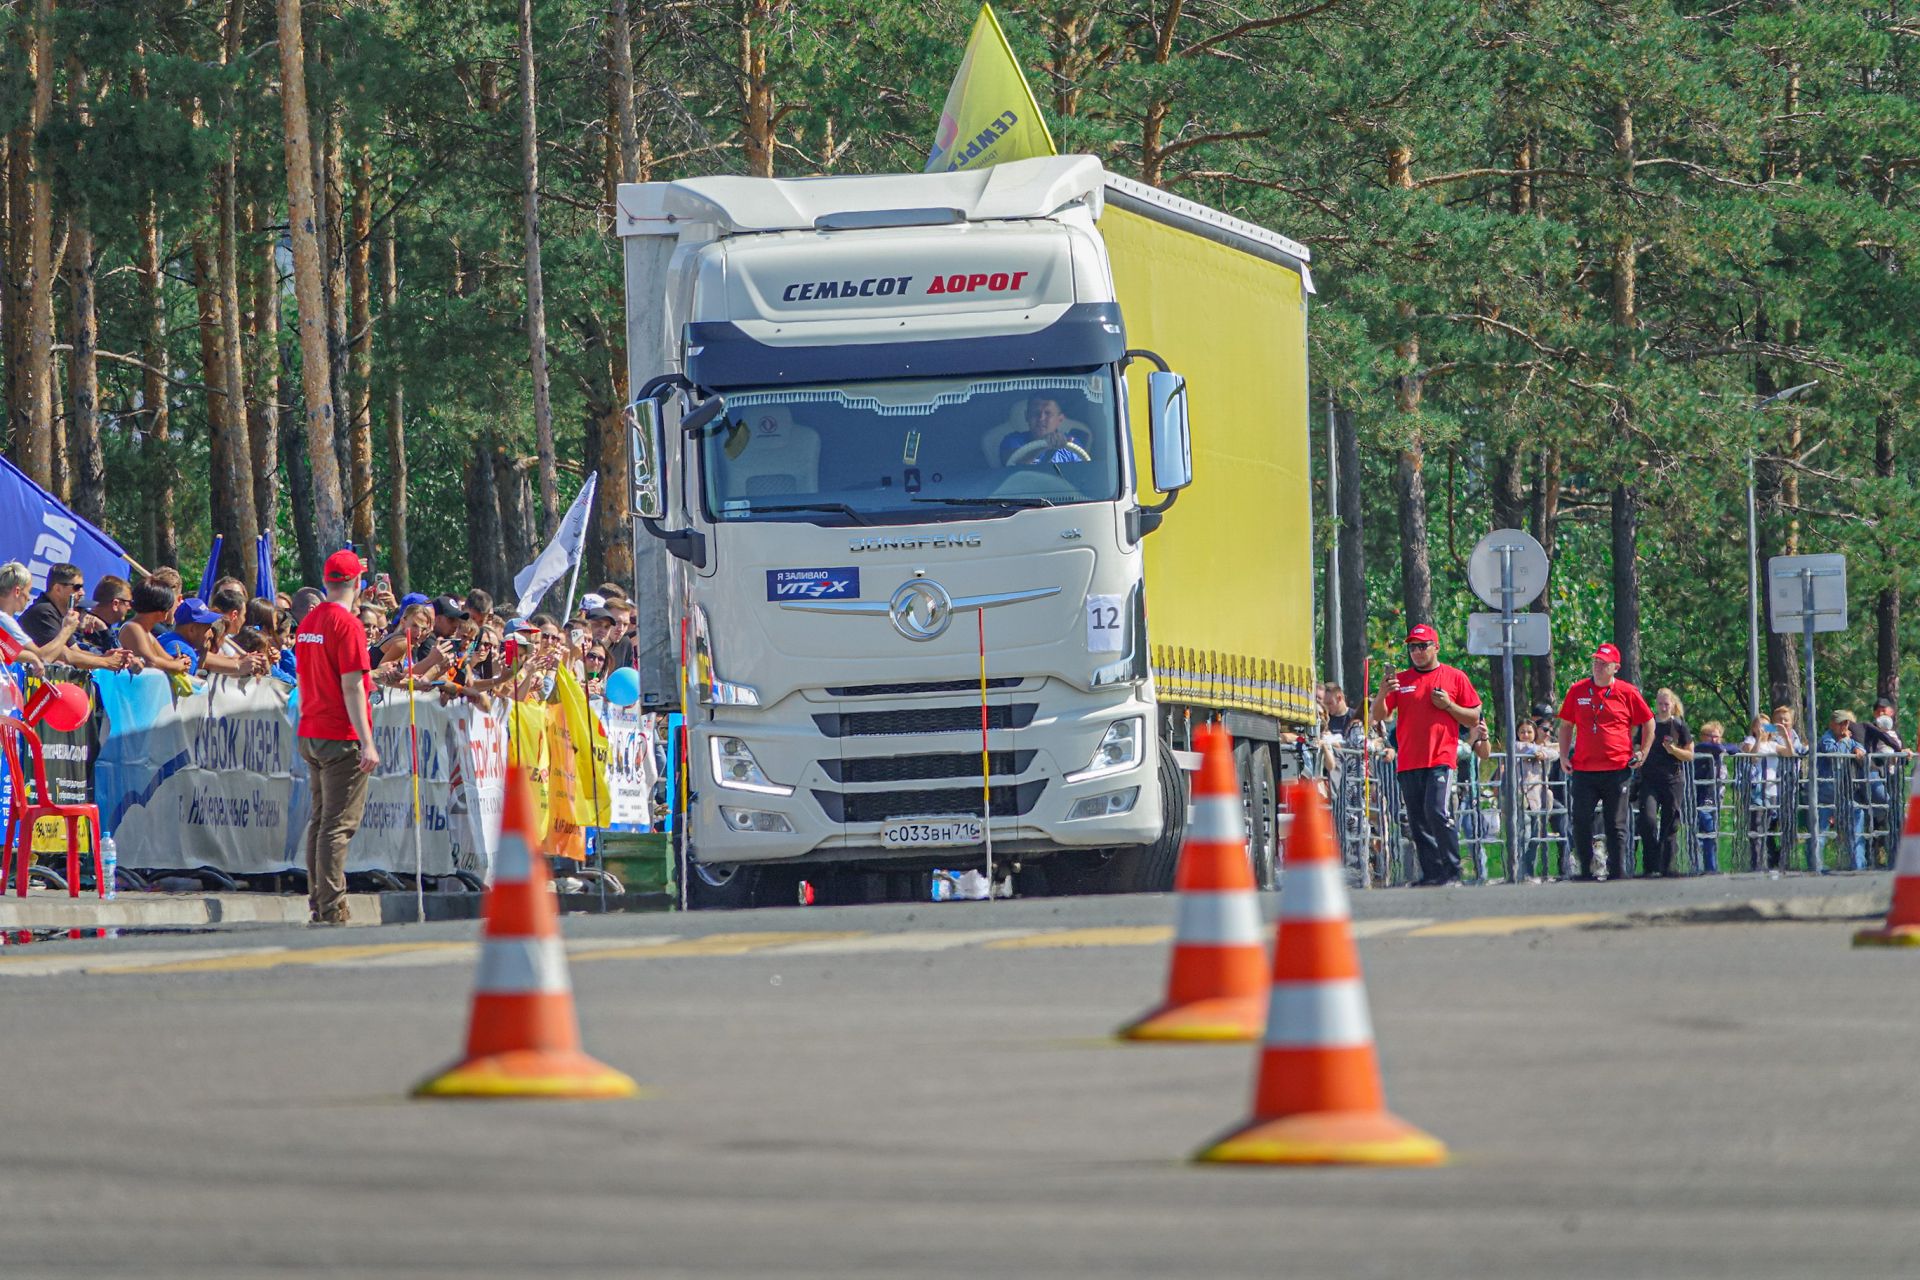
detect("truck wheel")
[686,860,760,909]
[1240,742,1279,890]
[1129,737,1189,890]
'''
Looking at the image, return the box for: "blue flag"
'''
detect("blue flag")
[0,453,133,593]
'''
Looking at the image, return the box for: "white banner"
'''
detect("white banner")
[601,699,657,829]
[94,672,508,879]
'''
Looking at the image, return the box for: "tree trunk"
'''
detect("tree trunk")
[347,152,375,554]
[1334,404,1367,694]
[60,51,102,525]
[66,209,103,526]
[518,0,560,538]
[1608,99,1641,687]
[739,0,779,178]
[135,146,177,568]
[1610,485,1641,686]
[1876,408,1899,703]
[1384,140,1430,628]
[194,235,243,572]
[1395,447,1433,628]
[1528,446,1560,708]
[214,0,258,581]
[217,194,258,580]
[465,439,506,598]
[493,445,535,588]
[1756,450,1801,715]
[277,0,348,555]
[245,193,281,537]
[588,17,636,589]
[282,399,322,586]
[608,0,639,183]
[6,129,27,464]
[18,0,56,487]
[380,214,409,595]
[49,329,67,503]
[323,111,351,493]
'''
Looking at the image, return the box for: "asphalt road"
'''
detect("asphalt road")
[0,875,1912,1278]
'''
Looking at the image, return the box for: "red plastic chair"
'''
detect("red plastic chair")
[0,714,103,898]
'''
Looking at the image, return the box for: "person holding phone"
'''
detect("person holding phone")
[1369,623,1483,886]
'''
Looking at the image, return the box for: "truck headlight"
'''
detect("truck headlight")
[1065,716,1144,783]
[1066,787,1139,820]
[710,736,794,796]
[720,806,795,833]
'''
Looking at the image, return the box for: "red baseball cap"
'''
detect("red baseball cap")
[323,549,365,583]
[1593,642,1622,664]
[1406,623,1438,644]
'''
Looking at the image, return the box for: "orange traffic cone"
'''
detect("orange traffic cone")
[1195,781,1445,1165]
[1118,723,1268,1042]
[414,765,640,1099]
[1855,795,1920,948]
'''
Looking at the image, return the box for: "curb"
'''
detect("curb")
[0,890,673,931]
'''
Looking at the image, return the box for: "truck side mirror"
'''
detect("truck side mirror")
[1147,370,1193,493]
[628,401,666,520]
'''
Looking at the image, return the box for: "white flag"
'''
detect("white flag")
[512,473,598,617]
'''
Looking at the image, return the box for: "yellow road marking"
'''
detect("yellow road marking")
[573,931,865,960]
[986,926,1173,950]
[1404,913,1612,938]
[110,942,467,974]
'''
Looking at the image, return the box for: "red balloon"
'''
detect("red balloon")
[25,681,89,733]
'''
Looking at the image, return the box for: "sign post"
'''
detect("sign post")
[1767,554,1847,872]
[1468,529,1551,883]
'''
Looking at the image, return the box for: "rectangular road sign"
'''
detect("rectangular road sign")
[1466,611,1552,656]
[1767,554,1848,634]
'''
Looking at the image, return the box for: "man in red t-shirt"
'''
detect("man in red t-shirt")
[1369,623,1483,885]
[1556,643,1654,880]
[296,550,382,924]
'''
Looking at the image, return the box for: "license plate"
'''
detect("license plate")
[881,819,984,848]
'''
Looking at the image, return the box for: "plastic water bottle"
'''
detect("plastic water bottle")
[99,832,118,901]
[930,870,959,901]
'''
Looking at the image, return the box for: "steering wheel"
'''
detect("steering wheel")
[1006,436,1092,466]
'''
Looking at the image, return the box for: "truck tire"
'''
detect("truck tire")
[1054,739,1188,894]
[1241,742,1279,890]
[686,859,761,909]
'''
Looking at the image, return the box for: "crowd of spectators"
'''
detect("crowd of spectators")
[0,558,640,708]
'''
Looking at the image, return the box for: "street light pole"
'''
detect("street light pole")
[1746,381,1819,725]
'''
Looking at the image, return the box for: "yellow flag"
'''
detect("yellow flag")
[926,4,1056,173]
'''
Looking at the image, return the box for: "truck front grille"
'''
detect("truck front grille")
[822,751,1032,785]
[813,703,1037,738]
[824,677,1022,698]
[812,781,1047,824]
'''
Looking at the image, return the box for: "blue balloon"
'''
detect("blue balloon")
[604,666,641,707]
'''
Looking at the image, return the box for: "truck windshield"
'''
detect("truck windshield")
[699,370,1122,524]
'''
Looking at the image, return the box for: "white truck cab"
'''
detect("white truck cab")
[618,157,1309,906]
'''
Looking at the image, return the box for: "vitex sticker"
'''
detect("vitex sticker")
[767,567,861,601]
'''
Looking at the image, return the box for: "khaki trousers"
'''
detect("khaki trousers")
[299,737,369,922]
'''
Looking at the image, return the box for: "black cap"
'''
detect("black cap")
[586,607,616,622]
[431,595,465,621]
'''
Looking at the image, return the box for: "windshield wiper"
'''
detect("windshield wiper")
[910,495,1057,509]
[743,501,870,525]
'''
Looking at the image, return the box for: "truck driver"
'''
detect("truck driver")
[1001,395,1091,465]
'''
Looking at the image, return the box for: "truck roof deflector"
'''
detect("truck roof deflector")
[814,208,966,231]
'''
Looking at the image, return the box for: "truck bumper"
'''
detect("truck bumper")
[688,680,1161,868]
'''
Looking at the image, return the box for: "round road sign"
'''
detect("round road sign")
[1468,528,1549,609]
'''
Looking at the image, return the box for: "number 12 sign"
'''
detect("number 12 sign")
[1086,595,1125,653]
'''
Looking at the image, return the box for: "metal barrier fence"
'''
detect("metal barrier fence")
[1320,744,1912,887]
